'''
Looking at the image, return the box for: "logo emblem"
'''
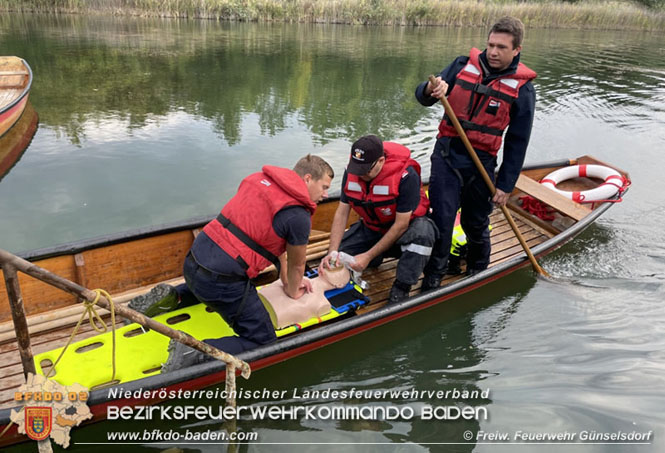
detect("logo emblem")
[489,100,500,108]
[380,207,393,216]
[353,148,366,161]
[260,179,271,187]
[25,407,52,441]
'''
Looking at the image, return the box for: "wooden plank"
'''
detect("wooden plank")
[0,315,123,354]
[490,225,535,247]
[74,253,87,289]
[0,84,26,90]
[0,375,26,405]
[492,236,547,266]
[308,231,330,242]
[0,362,24,380]
[507,202,561,236]
[312,201,359,231]
[0,232,194,325]
[489,221,526,239]
[514,174,591,221]
[79,230,193,297]
[0,256,78,324]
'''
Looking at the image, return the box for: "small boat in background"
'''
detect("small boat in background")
[0,101,38,182]
[0,57,32,139]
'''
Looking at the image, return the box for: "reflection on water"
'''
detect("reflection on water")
[0,102,38,182]
[1,14,447,147]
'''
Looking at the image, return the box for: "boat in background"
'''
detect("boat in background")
[0,101,38,182]
[0,57,32,139]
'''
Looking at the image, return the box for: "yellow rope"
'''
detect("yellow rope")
[0,290,116,441]
[45,289,117,381]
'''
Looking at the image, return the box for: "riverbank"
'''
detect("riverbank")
[2,0,665,30]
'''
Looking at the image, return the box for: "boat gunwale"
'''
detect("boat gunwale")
[0,183,624,429]
[0,57,32,116]
[14,158,578,261]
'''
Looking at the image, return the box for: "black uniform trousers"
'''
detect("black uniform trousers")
[424,147,495,278]
[181,253,276,355]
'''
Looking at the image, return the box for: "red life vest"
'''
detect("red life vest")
[203,166,316,278]
[438,48,537,155]
[343,142,430,233]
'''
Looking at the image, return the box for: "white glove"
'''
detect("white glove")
[336,252,369,290]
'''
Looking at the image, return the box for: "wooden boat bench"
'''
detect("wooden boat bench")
[514,174,592,221]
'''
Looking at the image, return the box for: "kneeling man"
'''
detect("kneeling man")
[321,135,437,304]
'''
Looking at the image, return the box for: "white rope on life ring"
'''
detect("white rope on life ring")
[540,164,623,203]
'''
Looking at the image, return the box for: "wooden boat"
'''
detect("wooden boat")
[0,155,629,447]
[0,57,32,139]
[0,102,38,182]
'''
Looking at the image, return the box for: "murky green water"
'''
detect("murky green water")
[1,13,664,452]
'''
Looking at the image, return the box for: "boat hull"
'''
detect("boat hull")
[0,57,32,139]
[0,155,630,447]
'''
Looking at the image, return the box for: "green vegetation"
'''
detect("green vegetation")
[2,0,664,30]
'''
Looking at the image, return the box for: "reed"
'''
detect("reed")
[2,0,664,30]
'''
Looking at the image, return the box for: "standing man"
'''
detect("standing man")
[415,16,536,290]
[140,155,334,372]
[321,135,437,304]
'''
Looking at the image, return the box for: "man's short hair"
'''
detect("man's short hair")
[489,16,525,49]
[293,154,334,181]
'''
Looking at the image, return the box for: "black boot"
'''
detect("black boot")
[388,281,411,304]
[125,283,179,325]
[466,267,484,277]
[446,254,463,275]
[420,273,443,292]
[161,337,213,373]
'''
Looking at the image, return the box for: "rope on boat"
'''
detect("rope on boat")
[521,175,632,219]
[519,195,557,220]
[46,289,117,382]
[589,175,632,209]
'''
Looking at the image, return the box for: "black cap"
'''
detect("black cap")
[347,135,384,175]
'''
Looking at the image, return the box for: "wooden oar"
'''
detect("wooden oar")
[427,75,550,277]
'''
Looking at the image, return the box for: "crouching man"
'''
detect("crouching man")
[130,155,334,371]
[320,135,437,304]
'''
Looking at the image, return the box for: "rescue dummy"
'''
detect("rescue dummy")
[258,265,350,329]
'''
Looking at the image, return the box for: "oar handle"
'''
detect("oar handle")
[427,75,549,277]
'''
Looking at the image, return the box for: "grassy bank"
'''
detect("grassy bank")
[3,0,665,30]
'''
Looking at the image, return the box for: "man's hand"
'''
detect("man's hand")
[427,76,449,100]
[319,251,338,272]
[284,276,313,300]
[493,188,510,206]
[348,252,371,272]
